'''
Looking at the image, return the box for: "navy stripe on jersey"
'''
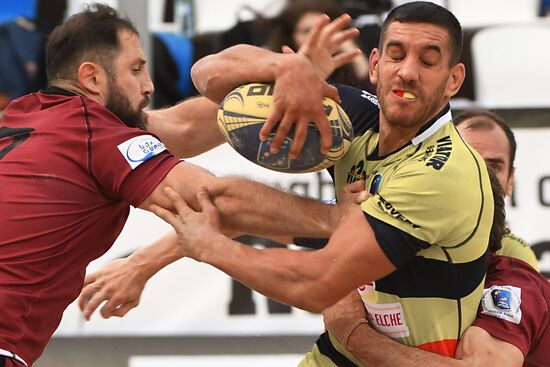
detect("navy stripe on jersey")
[316,332,358,367]
[366,212,431,267]
[376,250,488,299]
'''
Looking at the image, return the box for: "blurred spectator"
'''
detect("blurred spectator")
[0,0,66,110]
[261,0,376,92]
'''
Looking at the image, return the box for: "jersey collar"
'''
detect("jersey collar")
[41,86,79,97]
[411,104,452,146]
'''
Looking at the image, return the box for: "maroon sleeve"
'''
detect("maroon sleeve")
[85,101,181,206]
[472,257,546,358]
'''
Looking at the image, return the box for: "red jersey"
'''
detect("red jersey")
[0,88,180,365]
[474,254,550,366]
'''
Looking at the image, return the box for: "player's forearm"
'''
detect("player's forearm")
[196,235,341,312]
[347,324,466,367]
[191,45,311,103]
[126,232,184,280]
[207,176,337,238]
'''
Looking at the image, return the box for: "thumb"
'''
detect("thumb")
[323,83,341,104]
[196,186,215,211]
[345,180,366,193]
[281,45,295,54]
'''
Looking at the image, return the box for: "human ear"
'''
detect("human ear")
[445,62,465,98]
[369,48,380,86]
[77,62,106,95]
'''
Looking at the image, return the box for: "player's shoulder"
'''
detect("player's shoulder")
[335,84,379,136]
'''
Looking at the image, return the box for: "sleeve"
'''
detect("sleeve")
[365,212,430,267]
[498,234,539,271]
[86,104,181,207]
[472,266,546,358]
[335,84,379,135]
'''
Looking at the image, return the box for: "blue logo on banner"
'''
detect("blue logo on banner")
[491,288,512,310]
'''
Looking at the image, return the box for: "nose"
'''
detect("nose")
[142,70,155,96]
[396,57,419,83]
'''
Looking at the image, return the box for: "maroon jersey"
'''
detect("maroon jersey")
[0,88,180,365]
[474,254,550,366]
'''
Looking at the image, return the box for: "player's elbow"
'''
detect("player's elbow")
[191,56,225,103]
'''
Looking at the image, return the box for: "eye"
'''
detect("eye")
[387,47,404,61]
[421,59,434,67]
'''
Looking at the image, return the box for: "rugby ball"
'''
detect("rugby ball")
[217,83,353,173]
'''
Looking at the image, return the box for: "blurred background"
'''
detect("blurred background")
[1,1,549,366]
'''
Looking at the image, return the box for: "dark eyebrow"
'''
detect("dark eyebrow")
[485,157,505,166]
[385,40,404,49]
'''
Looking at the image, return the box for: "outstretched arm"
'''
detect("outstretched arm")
[323,292,524,367]
[191,14,360,159]
[146,96,224,158]
[152,185,395,313]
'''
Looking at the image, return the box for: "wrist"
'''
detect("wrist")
[343,319,370,350]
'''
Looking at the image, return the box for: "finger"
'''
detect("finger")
[289,120,309,159]
[196,186,215,212]
[164,186,194,217]
[318,14,353,44]
[269,112,294,154]
[332,49,363,69]
[78,283,96,311]
[261,106,282,141]
[150,204,181,230]
[281,45,295,54]
[345,180,366,193]
[353,191,370,204]
[331,28,360,46]
[100,298,123,319]
[314,104,332,154]
[109,301,139,318]
[323,83,341,104]
[82,291,107,320]
[306,14,330,46]
[82,272,98,287]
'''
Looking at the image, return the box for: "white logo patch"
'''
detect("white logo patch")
[481,285,522,324]
[362,299,410,338]
[117,135,166,169]
[360,90,380,107]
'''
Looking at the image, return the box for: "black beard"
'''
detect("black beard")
[105,78,148,130]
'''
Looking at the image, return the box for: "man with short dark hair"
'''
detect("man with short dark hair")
[321,112,547,366]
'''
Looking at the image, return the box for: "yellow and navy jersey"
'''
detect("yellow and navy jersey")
[301,85,494,367]
[498,227,539,271]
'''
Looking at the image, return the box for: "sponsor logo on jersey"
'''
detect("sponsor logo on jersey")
[362,299,410,338]
[347,160,367,183]
[481,285,522,324]
[361,90,380,107]
[426,135,452,170]
[117,135,167,169]
[491,289,511,310]
[369,173,382,195]
[377,195,421,229]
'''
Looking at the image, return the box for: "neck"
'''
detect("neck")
[50,80,104,105]
[377,120,419,156]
